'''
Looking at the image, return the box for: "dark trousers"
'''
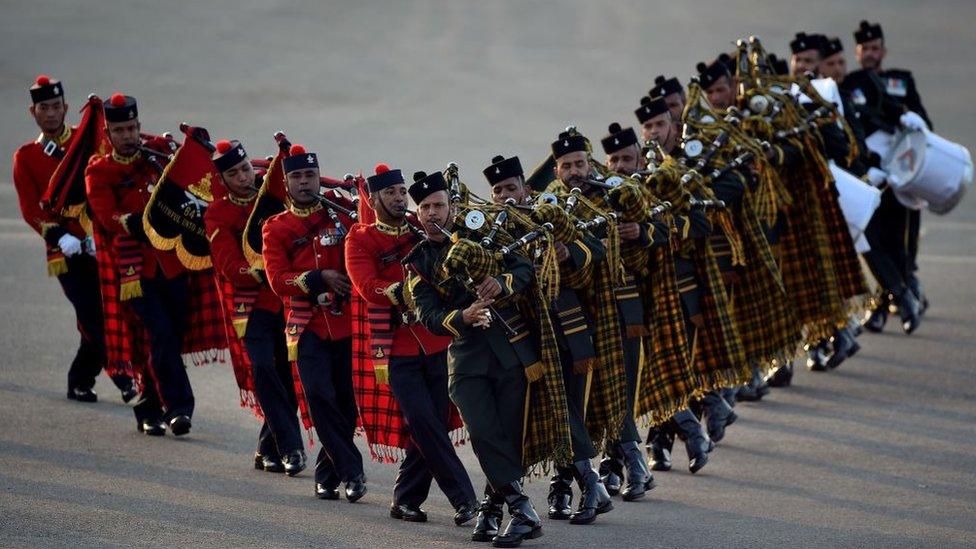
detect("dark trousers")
[615,335,641,444]
[56,254,108,391]
[129,272,194,421]
[558,347,596,462]
[388,351,476,508]
[244,308,302,456]
[863,190,911,296]
[295,333,363,485]
[449,357,526,490]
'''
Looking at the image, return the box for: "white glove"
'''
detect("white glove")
[866,167,888,187]
[83,236,96,256]
[58,234,83,257]
[900,111,927,131]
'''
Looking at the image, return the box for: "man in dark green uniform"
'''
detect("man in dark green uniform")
[407,170,543,548]
[484,154,615,521]
[855,20,932,321]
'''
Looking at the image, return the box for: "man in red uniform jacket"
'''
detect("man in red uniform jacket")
[262,144,365,502]
[346,164,477,524]
[206,139,305,474]
[85,93,194,436]
[12,75,134,403]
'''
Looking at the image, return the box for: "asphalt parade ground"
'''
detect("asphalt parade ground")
[1,2,974,547]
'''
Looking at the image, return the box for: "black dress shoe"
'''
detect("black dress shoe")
[455,501,477,526]
[315,483,340,500]
[137,419,166,436]
[390,503,428,522]
[253,453,265,470]
[260,455,285,473]
[345,478,367,502]
[168,415,192,436]
[282,449,307,477]
[547,468,573,520]
[119,383,138,404]
[67,387,98,403]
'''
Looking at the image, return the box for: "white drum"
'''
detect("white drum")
[884,129,973,215]
[830,161,882,241]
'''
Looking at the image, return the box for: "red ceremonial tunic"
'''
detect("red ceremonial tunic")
[262,199,354,343]
[12,126,86,247]
[345,220,450,357]
[204,194,281,314]
[85,151,185,280]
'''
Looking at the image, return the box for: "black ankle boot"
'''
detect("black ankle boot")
[806,340,830,371]
[702,391,737,443]
[737,365,769,400]
[827,327,859,369]
[598,452,623,497]
[569,459,613,525]
[863,297,888,333]
[472,484,504,542]
[896,289,922,334]
[492,481,542,548]
[673,409,711,474]
[546,467,573,520]
[907,274,928,315]
[766,360,794,387]
[619,441,653,501]
[647,425,674,471]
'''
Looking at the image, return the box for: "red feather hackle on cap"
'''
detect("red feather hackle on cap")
[374,163,389,175]
[215,140,233,155]
[35,75,51,86]
[288,144,306,156]
[109,93,127,107]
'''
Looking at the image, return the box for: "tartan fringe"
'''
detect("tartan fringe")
[47,256,68,277]
[625,325,649,339]
[120,280,142,301]
[572,358,596,375]
[523,362,544,383]
[239,388,264,420]
[373,364,389,386]
[365,427,469,465]
[182,346,229,368]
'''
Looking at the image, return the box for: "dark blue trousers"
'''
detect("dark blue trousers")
[244,308,302,457]
[128,272,194,422]
[295,333,363,486]
[388,351,475,508]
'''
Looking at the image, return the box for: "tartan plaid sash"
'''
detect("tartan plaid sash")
[636,244,695,426]
[366,304,394,384]
[115,234,143,301]
[579,260,628,454]
[215,277,260,417]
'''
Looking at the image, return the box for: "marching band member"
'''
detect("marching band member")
[205,139,304,475]
[262,145,366,502]
[13,75,134,404]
